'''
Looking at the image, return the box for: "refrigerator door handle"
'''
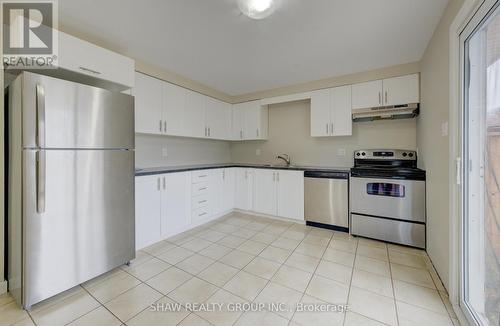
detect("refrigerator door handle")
[36,150,46,213]
[36,84,46,148]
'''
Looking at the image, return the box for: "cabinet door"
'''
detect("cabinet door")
[254,169,277,216]
[162,172,191,238]
[206,98,232,140]
[209,169,224,217]
[163,83,185,136]
[134,73,163,134]
[184,91,206,138]
[276,170,304,220]
[135,176,162,249]
[235,168,254,210]
[244,101,261,140]
[232,105,244,140]
[310,89,331,137]
[331,85,352,136]
[351,79,383,109]
[382,74,419,106]
[221,168,236,212]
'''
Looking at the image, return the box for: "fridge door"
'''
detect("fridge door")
[21,72,134,149]
[22,149,135,307]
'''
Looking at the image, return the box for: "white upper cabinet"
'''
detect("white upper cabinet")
[163,82,186,136]
[352,74,420,109]
[382,74,419,106]
[351,79,383,109]
[331,85,352,136]
[310,89,331,137]
[183,91,206,138]
[233,101,269,140]
[206,98,232,140]
[58,32,134,90]
[310,86,352,137]
[134,73,163,135]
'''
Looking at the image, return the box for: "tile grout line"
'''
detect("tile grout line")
[387,244,401,326]
[340,237,358,326]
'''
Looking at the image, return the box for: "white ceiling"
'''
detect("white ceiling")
[59,0,449,96]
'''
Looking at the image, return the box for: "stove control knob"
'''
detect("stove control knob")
[356,152,361,157]
[402,152,407,157]
[409,153,414,158]
[361,152,366,156]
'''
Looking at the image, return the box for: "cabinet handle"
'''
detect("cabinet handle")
[326,124,329,134]
[199,175,207,178]
[157,178,161,191]
[272,172,275,181]
[78,66,101,75]
[223,170,225,180]
[240,130,243,139]
[256,128,259,137]
[198,212,207,217]
[245,171,248,179]
[277,172,280,182]
[164,121,167,133]
[204,126,207,137]
[198,200,207,204]
[378,92,381,104]
[199,187,207,191]
[163,177,166,190]
[159,120,162,132]
[385,91,388,104]
[330,122,333,135]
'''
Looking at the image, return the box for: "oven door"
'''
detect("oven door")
[350,177,425,222]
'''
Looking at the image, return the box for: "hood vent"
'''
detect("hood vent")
[352,103,419,122]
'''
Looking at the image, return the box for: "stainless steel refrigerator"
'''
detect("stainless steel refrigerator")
[7,72,135,309]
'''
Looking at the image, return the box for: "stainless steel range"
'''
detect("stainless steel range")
[350,149,426,248]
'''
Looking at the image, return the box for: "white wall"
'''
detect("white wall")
[231,100,417,166]
[418,0,465,291]
[135,135,231,168]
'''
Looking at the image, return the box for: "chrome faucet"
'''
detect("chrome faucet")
[276,154,291,166]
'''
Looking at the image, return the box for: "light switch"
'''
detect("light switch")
[337,148,346,156]
[441,121,449,137]
[162,146,168,157]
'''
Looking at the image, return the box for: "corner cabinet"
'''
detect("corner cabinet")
[232,101,269,140]
[310,85,352,137]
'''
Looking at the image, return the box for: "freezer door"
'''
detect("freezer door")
[21,72,134,149]
[22,149,135,307]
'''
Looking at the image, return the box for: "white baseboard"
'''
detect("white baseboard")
[232,209,306,225]
[0,280,7,294]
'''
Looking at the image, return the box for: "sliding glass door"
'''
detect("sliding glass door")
[462,1,500,325]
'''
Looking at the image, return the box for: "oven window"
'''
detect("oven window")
[366,183,405,197]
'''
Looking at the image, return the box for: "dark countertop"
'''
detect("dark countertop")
[135,163,352,176]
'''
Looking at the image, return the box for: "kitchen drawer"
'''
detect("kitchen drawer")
[192,195,209,210]
[192,182,209,196]
[192,171,211,184]
[192,207,210,223]
[350,214,425,249]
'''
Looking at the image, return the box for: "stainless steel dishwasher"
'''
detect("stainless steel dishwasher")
[304,171,349,232]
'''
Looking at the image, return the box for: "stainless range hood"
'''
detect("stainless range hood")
[352,103,419,122]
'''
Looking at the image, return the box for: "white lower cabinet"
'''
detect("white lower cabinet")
[136,167,304,249]
[235,168,254,211]
[135,175,162,250]
[254,169,304,220]
[161,172,191,238]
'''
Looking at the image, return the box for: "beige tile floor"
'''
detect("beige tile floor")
[0,212,461,326]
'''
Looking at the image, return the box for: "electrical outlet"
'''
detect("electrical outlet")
[162,146,168,158]
[337,148,346,156]
[256,148,261,156]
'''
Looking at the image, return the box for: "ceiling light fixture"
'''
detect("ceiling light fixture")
[238,0,278,20]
